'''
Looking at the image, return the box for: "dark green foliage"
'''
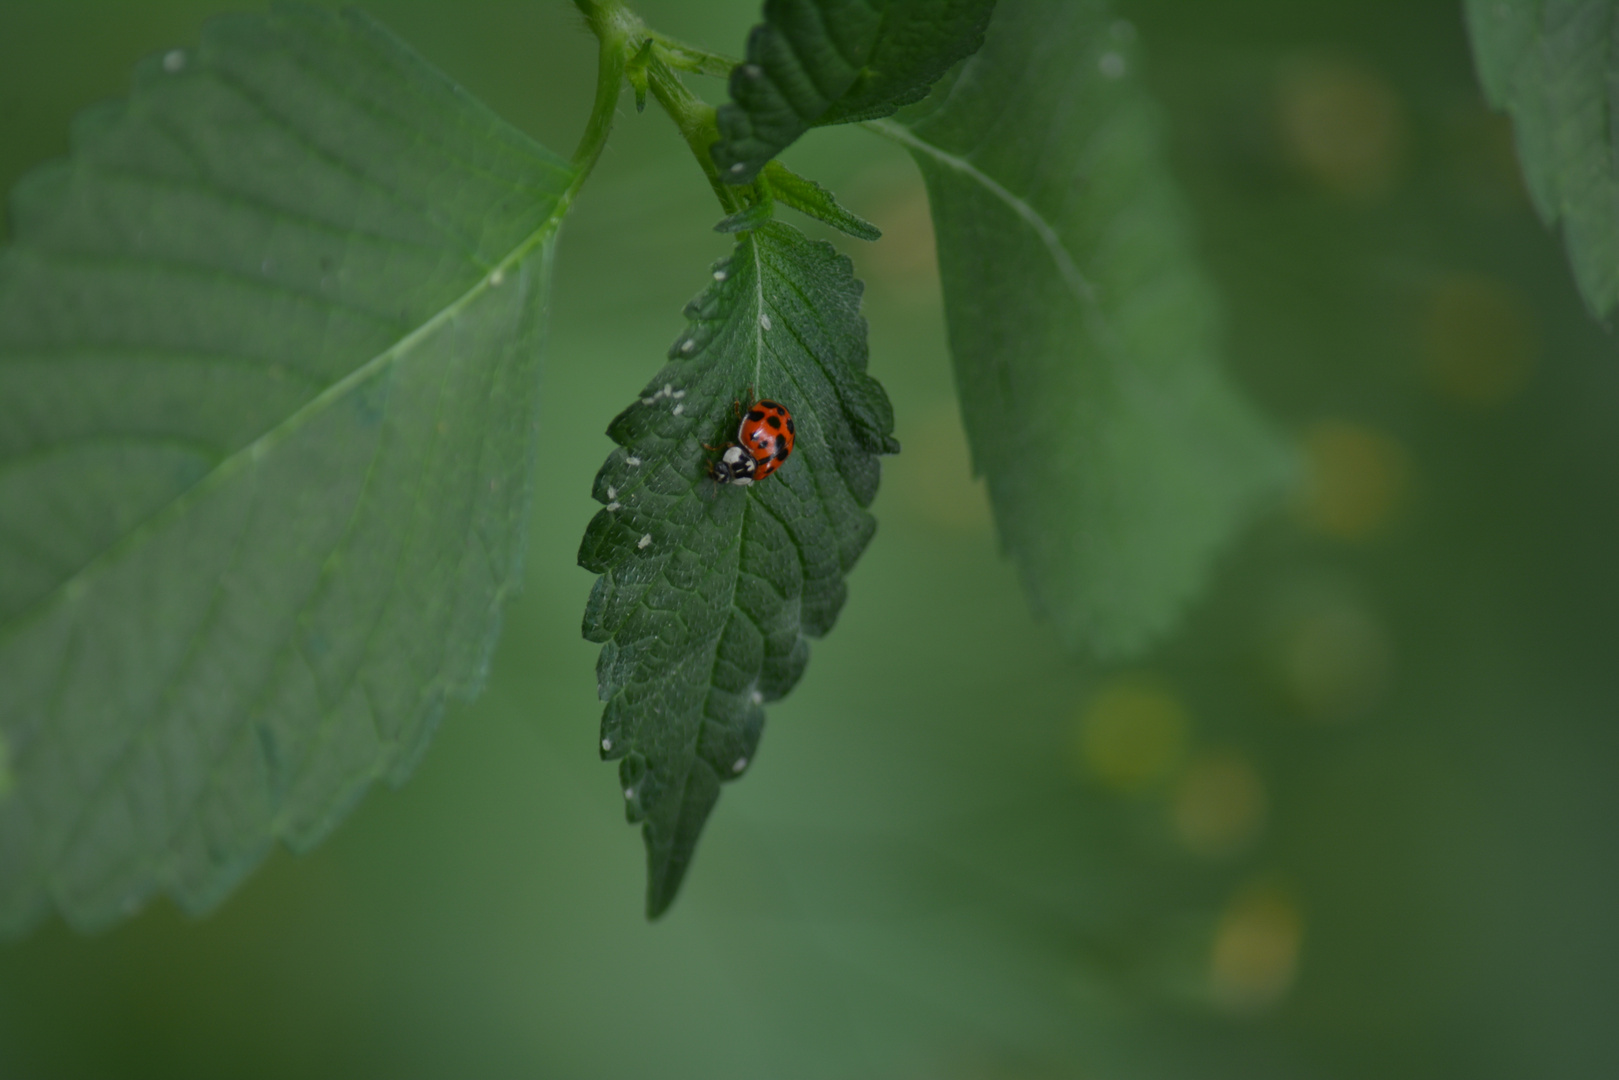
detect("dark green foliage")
[890,0,1292,654]
[1466,0,1619,318]
[0,4,573,933]
[578,221,896,916]
[712,0,999,184]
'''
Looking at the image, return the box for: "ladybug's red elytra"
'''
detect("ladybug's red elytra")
[706,394,795,488]
[737,399,794,481]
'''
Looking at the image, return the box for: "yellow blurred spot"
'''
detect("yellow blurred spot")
[1421,275,1537,408]
[1209,880,1303,1013]
[1277,57,1406,199]
[1075,676,1189,793]
[1298,420,1409,541]
[894,401,992,531]
[1173,753,1266,857]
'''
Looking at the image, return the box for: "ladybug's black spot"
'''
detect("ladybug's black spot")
[747,409,766,422]
[786,418,795,434]
[766,414,781,429]
[759,399,782,410]
[775,434,788,457]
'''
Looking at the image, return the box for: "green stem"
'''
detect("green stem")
[574,0,749,214]
[569,0,634,176]
[645,59,746,213]
[646,33,739,78]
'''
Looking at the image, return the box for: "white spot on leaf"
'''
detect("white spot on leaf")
[673,403,684,416]
[1099,52,1127,79]
[714,270,728,281]
[607,502,621,512]
[638,533,652,549]
[626,456,641,467]
[489,268,505,287]
[760,313,773,331]
[602,738,613,751]
[162,50,186,74]
[732,758,747,773]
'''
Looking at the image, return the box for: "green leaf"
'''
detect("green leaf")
[714,198,775,234]
[763,161,881,241]
[0,5,575,934]
[712,0,999,184]
[886,0,1293,655]
[578,221,895,917]
[1465,0,1619,318]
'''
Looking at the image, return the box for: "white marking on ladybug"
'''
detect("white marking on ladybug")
[638,533,652,549]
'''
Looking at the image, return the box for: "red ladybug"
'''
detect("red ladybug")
[737,398,794,481]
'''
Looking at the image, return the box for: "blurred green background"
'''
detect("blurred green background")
[2,1,1616,1077]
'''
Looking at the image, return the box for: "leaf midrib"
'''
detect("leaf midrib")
[869,115,1142,386]
[0,195,574,649]
[867,118,1097,305]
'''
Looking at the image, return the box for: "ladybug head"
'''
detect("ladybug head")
[709,443,756,486]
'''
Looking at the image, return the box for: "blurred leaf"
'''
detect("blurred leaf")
[711,0,998,184]
[0,5,575,934]
[886,0,1293,655]
[578,221,896,917]
[1465,0,1619,318]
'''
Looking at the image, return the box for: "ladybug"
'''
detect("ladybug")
[737,399,794,481]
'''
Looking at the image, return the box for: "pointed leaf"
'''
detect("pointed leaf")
[764,162,881,241]
[578,221,895,917]
[1465,0,1619,318]
[712,0,999,184]
[0,6,575,934]
[887,0,1292,654]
